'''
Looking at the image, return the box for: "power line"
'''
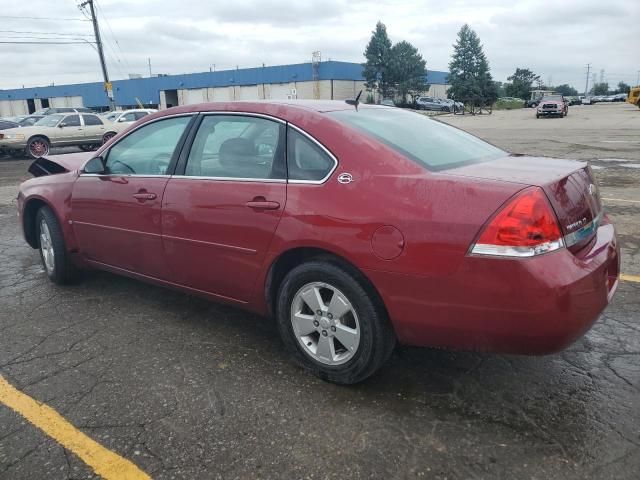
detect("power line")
[94,0,132,73]
[0,15,90,21]
[0,35,93,41]
[0,29,93,36]
[0,41,94,44]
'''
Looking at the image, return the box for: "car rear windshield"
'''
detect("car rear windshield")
[328,108,505,170]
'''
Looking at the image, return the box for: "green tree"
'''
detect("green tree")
[448,24,497,113]
[553,84,579,96]
[504,68,540,99]
[617,81,630,94]
[388,40,428,102]
[591,82,609,95]
[362,21,393,97]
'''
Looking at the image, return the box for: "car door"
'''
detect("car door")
[81,114,106,142]
[71,114,195,279]
[55,114,84,144]
[161,113,287,302]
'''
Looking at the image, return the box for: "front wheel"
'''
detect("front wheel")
[27,136,49,159]
[276,260,395,384]
[36,206,80,284]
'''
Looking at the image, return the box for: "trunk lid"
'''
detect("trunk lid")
[444,155,603,251]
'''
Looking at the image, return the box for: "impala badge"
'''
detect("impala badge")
[337,173,353,184]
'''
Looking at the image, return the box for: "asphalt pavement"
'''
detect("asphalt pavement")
[1,102,639,479]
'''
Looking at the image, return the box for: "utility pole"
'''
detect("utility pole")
[148,57,152,77]
[584,63,591,96]
[80,0,115,110]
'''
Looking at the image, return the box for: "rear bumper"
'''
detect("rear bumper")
[365,222,619,354]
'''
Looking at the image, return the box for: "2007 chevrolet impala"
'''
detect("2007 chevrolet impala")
[17,100,620,384]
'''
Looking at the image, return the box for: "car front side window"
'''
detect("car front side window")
[104,116,192,176]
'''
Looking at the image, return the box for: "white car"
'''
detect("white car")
[103,109,157,125]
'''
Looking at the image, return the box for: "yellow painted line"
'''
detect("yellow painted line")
[602,197,640,204]
[0,375,151,480]
[621,274,640,283]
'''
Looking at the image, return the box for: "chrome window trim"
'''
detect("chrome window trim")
[287,123,338,185]
[199,111,286,124]
[78,173,171,178]
[80,112,196,175]
[171,175,286,183]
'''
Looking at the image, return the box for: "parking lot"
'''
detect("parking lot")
[1,102,639,479]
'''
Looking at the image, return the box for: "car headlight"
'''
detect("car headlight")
[0,133,25,141]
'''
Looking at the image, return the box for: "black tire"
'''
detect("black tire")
[35,206,80,284]
[536,113,540,118]
[276,260,395,384]
[102,132,117,144]
[27,136,50,159]
[79,144,98,152]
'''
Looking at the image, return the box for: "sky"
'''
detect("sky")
[1,0,638,91]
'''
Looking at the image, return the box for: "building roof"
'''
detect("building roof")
[0,61,449,108]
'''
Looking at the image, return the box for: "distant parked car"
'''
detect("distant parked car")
[536,95,568,118]
[525,97,542,108]
[416,97,451,112]
[612,93,628,102]
[0,113,124,158]
[7,115,45,127]
[581,97,594,105]
[103,109,157,125]
[33,107,94,116]
[439,98,464,112]
[0,119,20,130]
[566,97,582,106]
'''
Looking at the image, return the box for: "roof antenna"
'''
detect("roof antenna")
[345,90,363,110]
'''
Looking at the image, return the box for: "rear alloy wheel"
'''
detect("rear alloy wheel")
[36,206,80,284]
[276,260,395,384]
[27,136,49,158]
[102,132,116,144]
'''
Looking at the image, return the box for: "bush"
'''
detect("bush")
[494,99,524,110]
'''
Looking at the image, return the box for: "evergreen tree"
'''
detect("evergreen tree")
[553,84,579,96]
[363,22,393,97]
[388,41,428,103]
[448,24,496,113]
[505,68,541,99]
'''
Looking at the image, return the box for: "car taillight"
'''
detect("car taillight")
[470,187,564,257]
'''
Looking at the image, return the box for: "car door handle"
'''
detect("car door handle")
[133,192,157,200]
[246,199,280,210]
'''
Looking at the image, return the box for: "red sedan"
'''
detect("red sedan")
[17,101,620,384]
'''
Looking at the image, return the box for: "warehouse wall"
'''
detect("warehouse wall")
[0,100,28,117]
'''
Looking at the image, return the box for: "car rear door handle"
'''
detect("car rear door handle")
[133,192,157,200]
[246,198,280,210]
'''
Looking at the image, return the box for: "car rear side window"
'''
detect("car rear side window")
[63,115,81,127]
[287,127,336,181]
[184,115,285,180]
[134,112,149,120]
[328,108,505,170]
[105,116,192,175]
[82,114,103,126]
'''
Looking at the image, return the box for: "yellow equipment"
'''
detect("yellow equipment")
[627,86,640,108]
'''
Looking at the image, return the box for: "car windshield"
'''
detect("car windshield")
[542,95,563,101]
[328,107,505,170]
[34,114,64,127]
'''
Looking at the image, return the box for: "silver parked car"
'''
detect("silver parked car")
[0,113,125,158]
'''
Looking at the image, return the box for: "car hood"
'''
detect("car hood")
[28,152,93,177]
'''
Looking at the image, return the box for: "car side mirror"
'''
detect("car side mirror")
[58,123,66,128]
[83,156,105,174]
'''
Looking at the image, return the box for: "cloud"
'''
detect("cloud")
[0,0,637,91]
